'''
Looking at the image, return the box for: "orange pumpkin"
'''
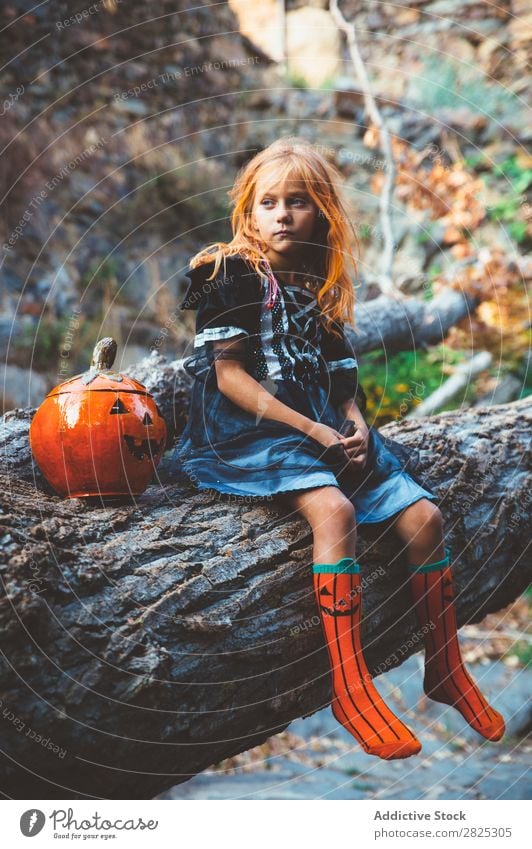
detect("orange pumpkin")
[29,338,167,498]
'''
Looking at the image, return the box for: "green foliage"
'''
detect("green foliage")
[504,640,532,668]
[174,164,233,240]
[415,226,433,245]
[19,309,100,375]
[492,155,532,194]
[138,173,161,192]
[319,74,341,92]
[358,344,466,425]
[463,153,488,170]
[351,780,376,791]
[359,222,373,242]
[412,56,520,118]
[483,155,532,243]
[81,258,120,284]
[517,337,532,400]
[81,257,120,297]
[359,334,530,425]
[421,264,443,302]
[18,258,126,374]
[20,312,71,368]
[283,70,309,90]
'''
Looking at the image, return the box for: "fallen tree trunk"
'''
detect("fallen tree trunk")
[348,287,479,355]
[0,396,530,799]
[0,286,479,474]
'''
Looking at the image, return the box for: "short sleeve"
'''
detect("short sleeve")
[320,321,367,412]
[180,257,261,347]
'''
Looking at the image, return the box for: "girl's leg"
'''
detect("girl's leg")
[391,499,505,741]
[281,485,421,760]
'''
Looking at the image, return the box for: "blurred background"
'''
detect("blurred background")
[1,0,530,423]
[0,0,530,800]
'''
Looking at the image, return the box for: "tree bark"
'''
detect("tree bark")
[349,288,479,356]
[0,396,529,800]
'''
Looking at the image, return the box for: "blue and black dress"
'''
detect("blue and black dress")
[172,254,438,524]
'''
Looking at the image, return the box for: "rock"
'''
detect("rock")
[229,0,285,62]
[35,265,78,315]
[1,364,50,410]
[158,759,368,800]
[113,97,150,116]
[475,374,523,406]
[286,7,342,87]
[160,655,532,799]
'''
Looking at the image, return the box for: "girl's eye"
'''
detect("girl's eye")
[260,198,307,207]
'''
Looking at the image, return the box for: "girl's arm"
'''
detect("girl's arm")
[212,338,342,448]
[321,320,370,470]
[340,398,369,437]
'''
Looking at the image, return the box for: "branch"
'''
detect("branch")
[329,0,397,294]
[0,396,530,799]
[348,287,478,356]
[410,351,493,418]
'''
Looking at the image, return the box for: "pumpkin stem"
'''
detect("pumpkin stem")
[91,338,117,371]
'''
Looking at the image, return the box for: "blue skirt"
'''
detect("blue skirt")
[171,376,438,525]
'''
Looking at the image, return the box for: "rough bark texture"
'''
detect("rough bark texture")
[0,396,530,800]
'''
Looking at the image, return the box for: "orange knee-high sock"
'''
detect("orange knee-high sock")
[312,557,421,760]
[407,546,505,742]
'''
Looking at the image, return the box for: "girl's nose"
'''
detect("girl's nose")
[277,205,292,221]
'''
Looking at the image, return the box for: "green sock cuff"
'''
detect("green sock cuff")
[407,545,452,573]
[312,557,361,574]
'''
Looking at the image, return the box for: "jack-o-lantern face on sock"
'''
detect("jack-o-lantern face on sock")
[320,584,359,617]
[442,574,454,606]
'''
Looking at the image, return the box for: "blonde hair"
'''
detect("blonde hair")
[189,136,360,335]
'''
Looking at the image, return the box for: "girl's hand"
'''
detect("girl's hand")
[339,427,369,472]
[305,421,369,474]
[305,421,345,449]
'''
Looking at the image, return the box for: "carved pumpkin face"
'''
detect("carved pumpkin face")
[319,584,360,617]
[30,338,167,498]
[110,394,165,462]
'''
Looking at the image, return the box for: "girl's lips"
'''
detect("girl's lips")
[274,231,293,237]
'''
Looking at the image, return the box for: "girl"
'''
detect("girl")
[173,137,505,760]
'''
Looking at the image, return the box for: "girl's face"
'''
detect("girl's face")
[251,174,319,271]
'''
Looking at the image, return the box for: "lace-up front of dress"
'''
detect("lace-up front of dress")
[252,283,323,385]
